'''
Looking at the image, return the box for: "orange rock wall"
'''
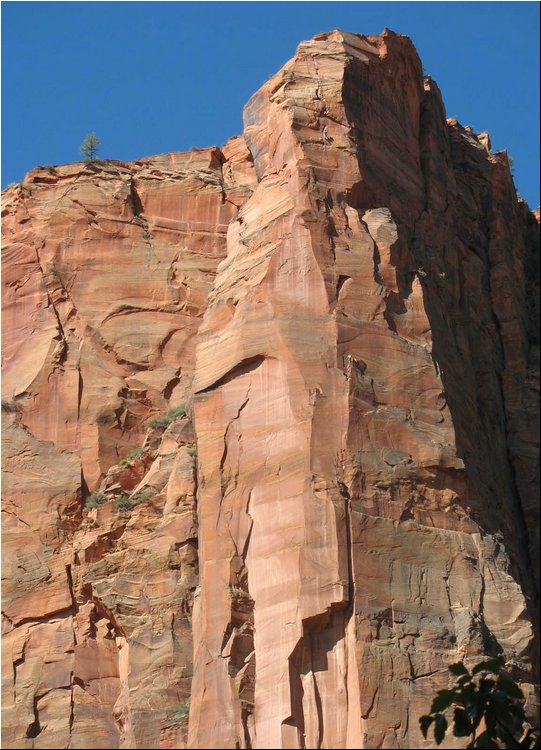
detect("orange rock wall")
[2,29,539,750]
[2,144,256,748]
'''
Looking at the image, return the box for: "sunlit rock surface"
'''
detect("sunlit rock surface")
[2,28,539,749]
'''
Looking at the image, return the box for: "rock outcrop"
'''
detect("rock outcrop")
[2,29,539,749]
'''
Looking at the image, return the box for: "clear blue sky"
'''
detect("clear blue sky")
[2,1,540,207]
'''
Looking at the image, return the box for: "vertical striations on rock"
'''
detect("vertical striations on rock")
[2,145,257,748]
[2,28,539,750]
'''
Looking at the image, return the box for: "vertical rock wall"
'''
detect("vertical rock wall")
[188,30,539,749]
[1,146,257,748]
[2,28,539,750]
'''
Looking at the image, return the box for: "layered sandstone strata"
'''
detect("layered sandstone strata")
[2,28,539,750]
[2,145,257,748]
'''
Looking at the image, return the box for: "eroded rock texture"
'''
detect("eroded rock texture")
[2,29,539,749]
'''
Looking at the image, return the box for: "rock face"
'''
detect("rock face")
[2,29,539,750]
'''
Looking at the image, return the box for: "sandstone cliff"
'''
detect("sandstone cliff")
[1,29,539,749]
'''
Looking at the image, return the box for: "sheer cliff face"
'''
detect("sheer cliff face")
[1,29,539,750]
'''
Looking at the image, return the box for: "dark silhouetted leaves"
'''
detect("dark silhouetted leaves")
[449,662,470,677]
[431,690,455,713]
[419,658,538,748]
[453,707,473,737]
[498,675,525,700]
[468,731,499,749]
[472,657,504,676]
[419,715,433,738]
[434,714,448,744]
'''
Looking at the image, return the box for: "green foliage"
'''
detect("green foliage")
[420,657,539,748]
[120,447,144,466]
[132,487,153,505]
[79,132,100,161]
[45,261,61,280]
[114,488,153,512]
[148,404,186,430]
[114,493,133,511]
[168,404,186,420]
[171,697,190,721]
[148,415,171,430]
[84,158,107,166]
[85,491,107,510]
[186,445,197,458]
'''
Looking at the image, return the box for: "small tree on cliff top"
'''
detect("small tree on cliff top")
[79,132,100,162]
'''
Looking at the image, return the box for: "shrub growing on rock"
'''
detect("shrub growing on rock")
[85,491,107,510]
[132,488,153,505]
[114,488,153,512]
[172,697,190,721]
[148,404,186,430]
[114,493,133,511]
[120,447,144,466]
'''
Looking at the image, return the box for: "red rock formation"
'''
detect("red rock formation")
[2,145,256,747]
[2,29,539,749]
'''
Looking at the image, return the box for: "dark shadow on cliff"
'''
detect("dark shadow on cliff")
[341,52,539,676]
